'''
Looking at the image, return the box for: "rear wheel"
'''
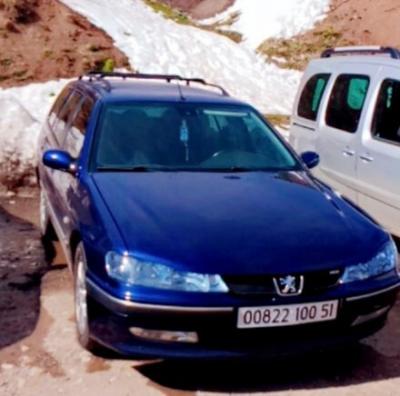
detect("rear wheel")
[74,242,97,352]
[39,188,50,237]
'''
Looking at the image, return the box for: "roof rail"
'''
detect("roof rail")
[80,71,230,96]
[321,46,400,59]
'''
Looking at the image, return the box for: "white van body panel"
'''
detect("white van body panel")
[357,65,400,236]
[290,55,400,237]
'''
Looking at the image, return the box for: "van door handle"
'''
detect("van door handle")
[359,154,374,163]
[342,149,355,157]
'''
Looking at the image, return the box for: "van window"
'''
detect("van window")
[297,74,330,121]
[372,79,400,144]
[326,74,370,133]
[64,96,94,158]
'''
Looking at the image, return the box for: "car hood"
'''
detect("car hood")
[92,171,386,275]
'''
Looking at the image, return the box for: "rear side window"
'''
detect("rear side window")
[48,87,71,128]
[372,79,400,144]
[326,74,370,133]
[63,96,94,158]
[297,74,330,121]
[53,91,83,145]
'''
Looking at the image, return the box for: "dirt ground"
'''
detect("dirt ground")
[0,0,129,88]
[2,194,400,395]
[321,0,400,47]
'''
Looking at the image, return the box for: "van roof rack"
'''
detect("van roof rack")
[80,71,230,96]
[321,46,400,59]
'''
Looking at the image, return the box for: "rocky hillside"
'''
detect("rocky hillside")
[162,0,233,19]
[0,0,129,88]
[259,0,400,70]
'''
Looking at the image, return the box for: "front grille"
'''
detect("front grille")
[224,269,342,297]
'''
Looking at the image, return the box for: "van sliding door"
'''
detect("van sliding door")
[318,71,372,201]
[357,71,400,236]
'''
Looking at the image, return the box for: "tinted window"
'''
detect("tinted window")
[298,74,330,121]
[48,87,71,128]
[53,91,83,145]
[93,104,300,172]
[64,97,94,158]
[372,79,400,144]
[326,74,369,133]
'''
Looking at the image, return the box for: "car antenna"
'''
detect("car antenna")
[176,82,186,101]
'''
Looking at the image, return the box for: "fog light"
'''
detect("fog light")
[130,327,198,343]
[351,305,391,326]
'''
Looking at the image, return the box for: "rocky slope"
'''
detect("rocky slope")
[0,0,129,88]
[259,0,400,70]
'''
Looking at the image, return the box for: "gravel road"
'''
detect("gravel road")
[1,194,400,396]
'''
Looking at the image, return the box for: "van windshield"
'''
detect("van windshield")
[92,103,300,172]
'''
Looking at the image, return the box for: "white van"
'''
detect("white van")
[290,46,400,237]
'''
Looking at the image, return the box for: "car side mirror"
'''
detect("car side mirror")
[300,151,320,170]
[43,150,77,175]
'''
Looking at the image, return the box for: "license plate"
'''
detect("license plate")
[237,300,338,329]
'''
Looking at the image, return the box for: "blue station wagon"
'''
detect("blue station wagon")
[38,72,400,359]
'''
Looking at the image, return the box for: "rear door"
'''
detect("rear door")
[290,71,331,153]
[49,89,85,237]
[39,86,73,223]
[357,70,400,236]
[317,69,373,200]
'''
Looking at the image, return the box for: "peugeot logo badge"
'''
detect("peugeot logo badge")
[273,275,304,296]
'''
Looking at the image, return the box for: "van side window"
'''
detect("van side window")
[297,74,330,121]
[63,96,94,158]
[372,79,400,144]
[53,91,83,146]
[326,74,370,133]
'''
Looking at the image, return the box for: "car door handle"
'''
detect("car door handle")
[342,149,355,157]
[359,154,374,163]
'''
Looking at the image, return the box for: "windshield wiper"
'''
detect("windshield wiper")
[97,165,155,172]
[226,167,253,172]
[198,167,254,173]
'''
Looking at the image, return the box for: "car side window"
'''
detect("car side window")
[326,74,370,133]
[63,96,94,158]
[48,87,71,129]
[371,79,400,145]
[297,74,331,121]
[53,90,84,146]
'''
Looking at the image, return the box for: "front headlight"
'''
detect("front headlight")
[105,252,229,293]
[341,240,399,284]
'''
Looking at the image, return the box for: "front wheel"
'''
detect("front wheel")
[74,242,97,352]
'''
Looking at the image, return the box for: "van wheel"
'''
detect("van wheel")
[74,242,96,352]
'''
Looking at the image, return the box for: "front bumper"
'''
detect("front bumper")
[87,279,400,359]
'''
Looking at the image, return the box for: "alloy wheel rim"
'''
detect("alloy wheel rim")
[75,255,88,337]
[39,190,47,234]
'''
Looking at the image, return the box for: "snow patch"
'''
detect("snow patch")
[0,80,68,188]
[203,0,331,49]
[0,0,313,188]
[59,0,301,114]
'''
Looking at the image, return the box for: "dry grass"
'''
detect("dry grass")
[143,0,242,43]
[258,26,354,70]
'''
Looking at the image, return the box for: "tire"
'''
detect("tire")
[74,242,97,352]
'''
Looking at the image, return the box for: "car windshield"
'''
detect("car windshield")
[92,103,300,172]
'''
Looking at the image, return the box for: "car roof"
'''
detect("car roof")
[306,46,400,72]
[309,55,400,70]
[74,77,248,107]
